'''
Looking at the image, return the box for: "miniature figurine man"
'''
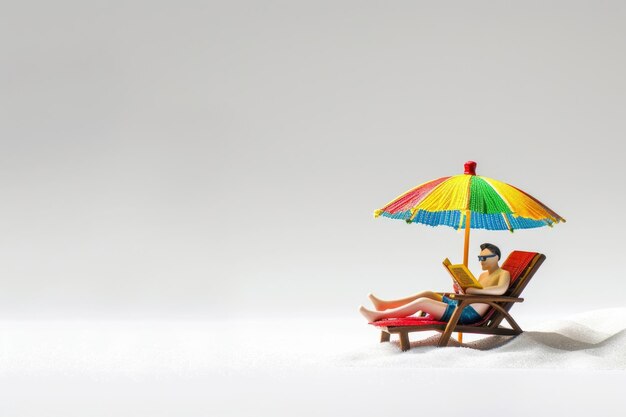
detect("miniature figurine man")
[358,243,511,324]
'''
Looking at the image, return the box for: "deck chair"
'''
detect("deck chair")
[369,251,546,351]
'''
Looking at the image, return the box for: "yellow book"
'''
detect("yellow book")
[442,258,483,291]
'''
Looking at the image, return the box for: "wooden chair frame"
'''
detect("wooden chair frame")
[376,253,546,351]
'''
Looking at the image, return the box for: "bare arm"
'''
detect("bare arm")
[466,270,510,296]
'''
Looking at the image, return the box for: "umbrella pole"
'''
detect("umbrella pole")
[463,210,471,267]
[459,210,471,344]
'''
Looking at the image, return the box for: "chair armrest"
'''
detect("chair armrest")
[436,292,456,297]
[447,294,524,303]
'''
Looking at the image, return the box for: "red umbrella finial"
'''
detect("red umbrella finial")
[464,161,477,175]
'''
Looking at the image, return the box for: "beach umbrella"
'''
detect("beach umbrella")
[374,161,565,266]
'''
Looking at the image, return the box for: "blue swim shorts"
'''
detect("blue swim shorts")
[440,296,483,325]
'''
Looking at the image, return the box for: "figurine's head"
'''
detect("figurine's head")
[478,243,501,270]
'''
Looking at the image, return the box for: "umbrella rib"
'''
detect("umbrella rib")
[502,213,514,233]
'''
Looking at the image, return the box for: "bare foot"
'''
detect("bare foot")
[367,293,387,311]
[359,305,382,322]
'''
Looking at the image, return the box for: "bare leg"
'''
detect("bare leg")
[368,291,442,311]
[359,298,448,322]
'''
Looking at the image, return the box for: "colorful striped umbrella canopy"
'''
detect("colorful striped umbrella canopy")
[374,161,565,265]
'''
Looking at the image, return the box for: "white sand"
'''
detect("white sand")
[0,308,624,416]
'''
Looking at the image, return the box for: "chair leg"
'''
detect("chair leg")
[502,313,523,333]
[487,303,523,333]
[380,331,390,343]
[399,331,410,351]
[438,304,464,347]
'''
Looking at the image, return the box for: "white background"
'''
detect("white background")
[2,1,625,319]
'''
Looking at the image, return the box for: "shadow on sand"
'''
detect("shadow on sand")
[397,327,626,352]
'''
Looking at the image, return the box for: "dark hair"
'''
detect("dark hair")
[480,243,501,260]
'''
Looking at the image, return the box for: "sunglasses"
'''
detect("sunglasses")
[477,254,498,261]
